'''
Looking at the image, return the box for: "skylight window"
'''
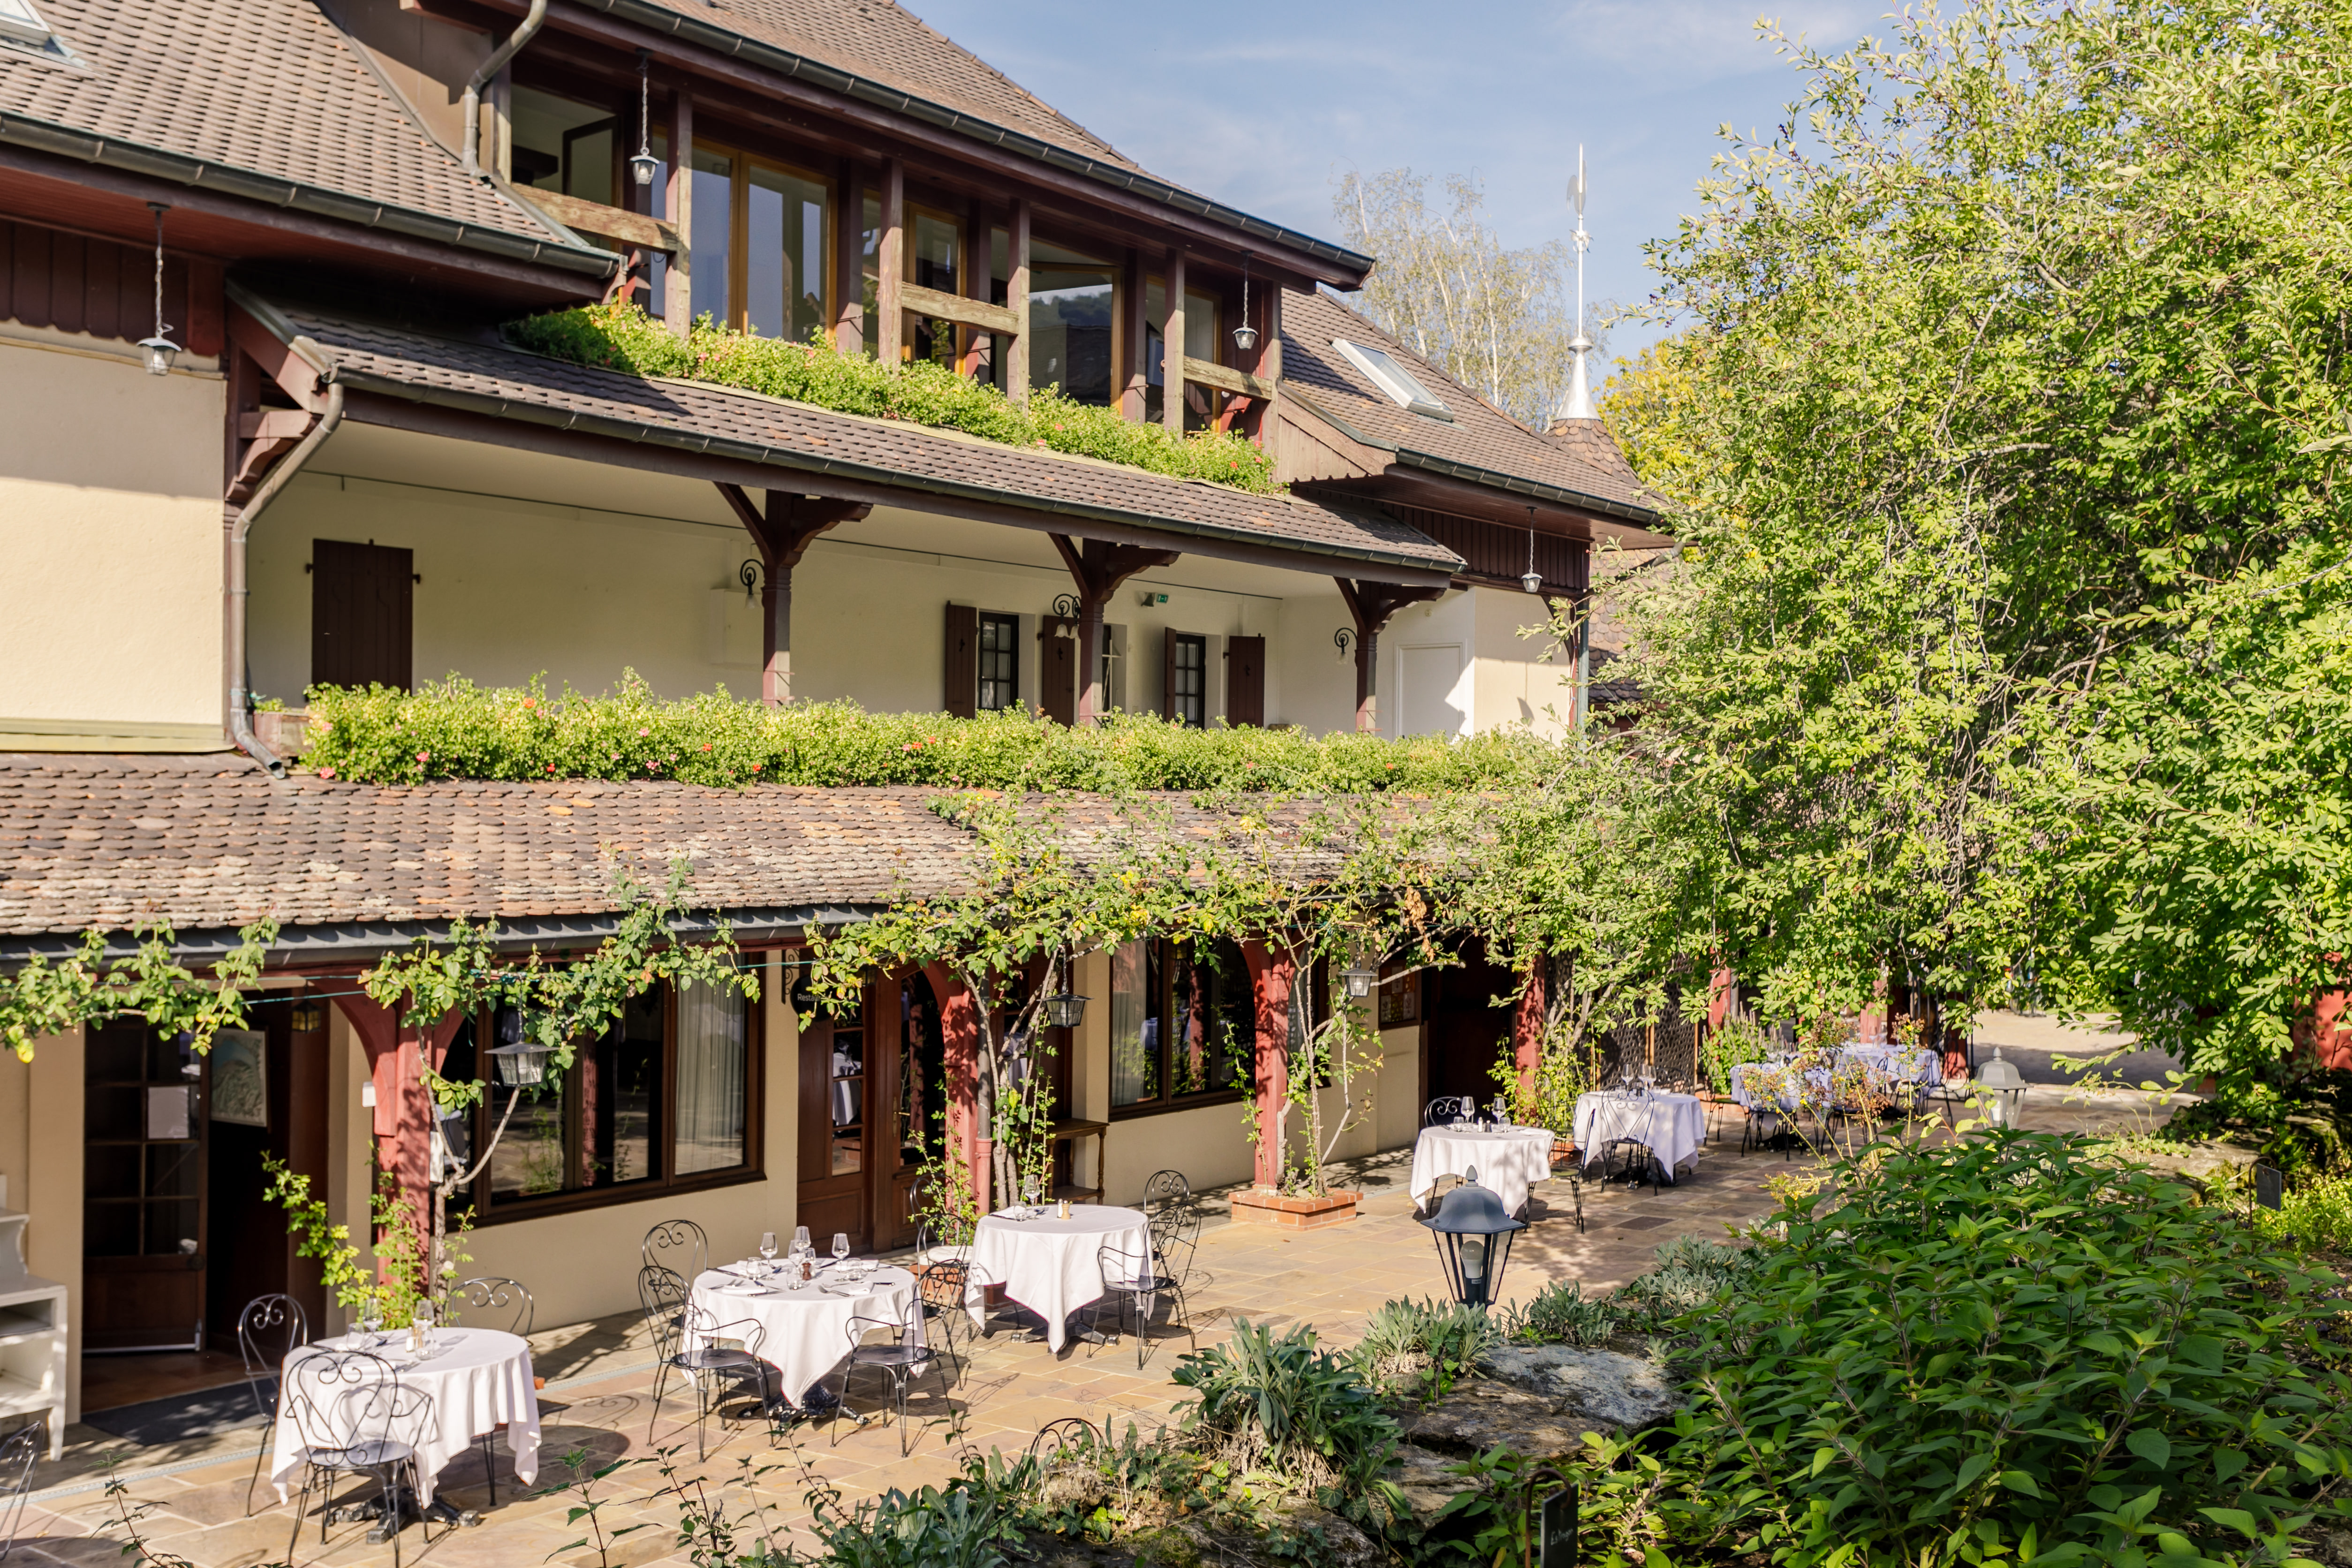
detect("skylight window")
[1332,338,1451,420]
[0,0,83,65]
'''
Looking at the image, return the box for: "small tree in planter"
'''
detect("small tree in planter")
[357,864,757,1320]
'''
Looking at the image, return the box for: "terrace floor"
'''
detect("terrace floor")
[9,1082,2188,1568]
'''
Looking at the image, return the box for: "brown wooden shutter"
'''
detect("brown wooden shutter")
[1038,616,1078,725]
[310,538,413,691]
[1161,628,1180,721]
[943,603,978,718]
[1225,635,1265,728]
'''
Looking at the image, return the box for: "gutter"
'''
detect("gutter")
[1285,386,1666,531]
[0,109,615,278]
[226,327,345,773]
[462,0,549,175]
[563,0,1373,278]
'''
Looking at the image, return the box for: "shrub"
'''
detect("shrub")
[798,1451,1036,1568]
[1351,1296,1498,1400]
[1172,1318,1401,1498]
[298,673,1548,792]
[1659,1131,2352,1566]
[506,302,1282,493]
[1611,1234,1759,1333]
[2252,1170,2352,1257]
[1497,1278,1619,1348]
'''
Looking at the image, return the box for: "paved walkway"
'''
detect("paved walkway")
[7,1091,2189,1567]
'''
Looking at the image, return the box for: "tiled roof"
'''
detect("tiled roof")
[0,0,585,255]
[0,754,977,941]
[1278,287,1661,525]
[242,293,1463,577]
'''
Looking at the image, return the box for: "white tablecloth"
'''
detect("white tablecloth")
[965,1206,1150,1353]
[1573,1092,1707,1182]
[272,1327,540,1506]
[1408,1125,1556,1214]
[1731,1050,1938,1110]
[688,1264,922,1407]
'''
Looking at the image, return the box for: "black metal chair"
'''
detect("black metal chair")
[912,1256,973,1386]
[451,1278,533,1504]
[1025,1415,1100,1467]
[640,1219,710,1286]
[235,1293,308,1516]
[1091,1235,1197,1368]
[0,1422,40,1562]
[1422,1096,1476,1128]
[1739,1099,1796,1159]
[639,1265,766,1460]
[280,1348,437,1568]
[837,1306,947,1457]
[914,1211,975,1267]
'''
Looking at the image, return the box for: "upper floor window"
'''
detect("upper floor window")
[1145,280,1225,431]
[1029,240,1116,406]
[1110,938,1256,1110]
[977,613,1020,711]
[1168,633,1206,727]
[685,144,833,341]
[1332,338,1451,420]
[511,85,616,207]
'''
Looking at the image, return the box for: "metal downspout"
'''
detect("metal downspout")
[227,382,345,775]
[461,0,549,175]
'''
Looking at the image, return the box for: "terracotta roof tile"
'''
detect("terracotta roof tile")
[1279,287,1660,522]
[1,0,567,241]
[251,297,1464,576]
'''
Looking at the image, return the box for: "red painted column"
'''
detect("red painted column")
[1707,967,1736,1032]
[330,992,464,1241]
[1242,941,1298,1190]
[2299,985,2352,1071]
[1511,955,1546,1095]
[925,962,989,1211]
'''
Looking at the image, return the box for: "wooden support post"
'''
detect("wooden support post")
[717,484,870,704]
[1336,577,1446,735]
[834,160,863,355]
[1163,250,1186,436]
[1051,534,1179,725]
[664,92,693,338]
[1006,199,1031,404]
[924,962,988,1212]
[877,157,904,365]
[330,993,467,1242]
[1242,941,1298,1190]
[1120,247,1148,422]
[958,203,990,379]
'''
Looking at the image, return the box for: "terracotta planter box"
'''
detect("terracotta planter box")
[255,708,313,757]
[1551,1139,1576,1164]
[1229,1187,1361,1230]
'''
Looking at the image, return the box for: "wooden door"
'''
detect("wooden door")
[83,1023,207,1351]
[1038,616,1077,725]
[943,603,978,718]
[1425,941,1515,1111]
[311,538,414,691]
[1226,635,1265,727]
[797,990,872,1252]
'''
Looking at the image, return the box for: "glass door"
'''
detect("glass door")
[796,988,870,1251]
[83,1022,207,1351]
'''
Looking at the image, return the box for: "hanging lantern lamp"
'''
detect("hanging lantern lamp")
[136,203,181,377]
[1231,255,1259,355]
[1521,508,1545,594]
[1043,992,1090,1030]
[629,52,660,188]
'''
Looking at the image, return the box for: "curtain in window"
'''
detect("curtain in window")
[674,979,748,1174]
[1109,939,1156,1106]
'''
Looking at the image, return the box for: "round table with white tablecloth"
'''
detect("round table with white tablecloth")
[271,1326,540,1507]
[689,1264,922,1408]
[964,1205,1151,1354]
[1408,1124,1557,1215]
[1572,1091,1708,1183]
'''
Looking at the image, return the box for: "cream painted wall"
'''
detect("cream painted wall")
[1468,585,1578,739]
[24,1030,83,1419]
[1376,1026,1423,1152]
[1102,1101,1256,1208]
[0,340,225,727]
[1378,590,1476,739]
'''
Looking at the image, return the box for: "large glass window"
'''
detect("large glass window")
[978,612,1019,712]
[510,85,614,206]
[746,165,830,344]
[1145,280,1225,429]
[1029,240,1116,406]
[908,207,961,367]
[688,149,734,329]
[1111,938,1256,1111]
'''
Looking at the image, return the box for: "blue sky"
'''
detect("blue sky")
[908,0,1883,358]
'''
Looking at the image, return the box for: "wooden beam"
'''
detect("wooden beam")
[1163,250,1186,437]
[1006,200,1031,404]
[877,157,904,364]
[1335,577,1447,733]
[1051,534,1180,724]
[957,203,990,379]
[664,91,693,338]
[717,484,871,704]
[834,159,863,355]
[899,281,1020,338]
[1119,247,1148,423]
[1183,356,1277,402]
[515,188,681,254]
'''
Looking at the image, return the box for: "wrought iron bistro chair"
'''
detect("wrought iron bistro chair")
[1092,1169,1203,1367]
[451,1277,534,1505]
[836,1305,948,1457]
[641,1219,710,1288]
[638,1265,767,1460]
[912,1256,974,1387]
[0,1421,40,1562]
[235,1293,309,1516]
[280,1348,438,1568]
[1421,1096,1477,1129]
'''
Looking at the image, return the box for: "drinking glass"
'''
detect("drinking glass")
[831,1232,850,1265]
[759,1232,778,1273]
[358,1300,382,1348]
[1021,1176,1040,1209]
[793,1225,811,1255]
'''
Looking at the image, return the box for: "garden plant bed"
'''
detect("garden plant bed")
[1228,1187,1362,1229]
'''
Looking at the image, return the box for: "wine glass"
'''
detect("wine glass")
[357,1298,382,1348]
[831,1232,850,1267]
[759,1232,778,1276]
[792,1225,811,1259]
[1021,1175,1040,1210]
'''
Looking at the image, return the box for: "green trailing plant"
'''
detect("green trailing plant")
[1351,1296,1498,1402]
[98,1455,213,1568]
[259,1153,375,1314]
[647,1447,794,1568]
[1698,1014,1768,1098]
[1656,1131,2352,1566]
[540,1447,656,1568]
[0,919,277,1061]
[507,302,1281,494]
[1497,1278,1620,1349]
[298,673,1542,792]
[1171,1317,1402,1503]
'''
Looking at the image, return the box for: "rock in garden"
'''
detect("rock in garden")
[1482,1344,1683,1432]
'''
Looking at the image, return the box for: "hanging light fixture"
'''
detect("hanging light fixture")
[1042,991,1090,1030]
[1231,255,1259,355]
[487,1007,552,1087]
[1339,964,1379,1002]
[136,203,180,377]
[629,51,659,189]
[1521,507,1544,595]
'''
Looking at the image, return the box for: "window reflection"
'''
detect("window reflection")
[1029,239,1115,406]
[830,1002,865,1176]
[746,165,830,344]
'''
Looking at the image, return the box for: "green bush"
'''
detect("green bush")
[506,302,1281,493]
[1172,1318,1401,1497]
[1658,1131,2352,1566]
[798,1452,1037,1568]
[298,674,1548,791]
[2252,1171,2352,1257]
[1498,1278,1620,1348]
[1351,1296,1498,1400]
[1611,1234,1759,1333]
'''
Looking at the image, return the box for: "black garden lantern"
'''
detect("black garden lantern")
[1416,1163,1526,1309]
[488,1007,551,1087]
[1043,992,1090,1030]
[1339,965,1379,1002]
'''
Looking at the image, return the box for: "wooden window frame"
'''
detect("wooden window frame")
[976,611,1020,712]
[694,138,837,339]
[1108,936,1253,1121]
[461,978,765,1227]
